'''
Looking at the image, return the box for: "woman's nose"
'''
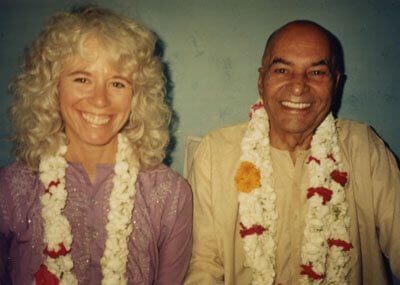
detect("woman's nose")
[89,83,110,107]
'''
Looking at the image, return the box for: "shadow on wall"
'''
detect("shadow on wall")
[330,28,345,118]
[370,126,400,167]
[154,36,178,167]
[328,29,400,167]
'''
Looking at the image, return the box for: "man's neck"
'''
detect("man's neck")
[269,129,313,164]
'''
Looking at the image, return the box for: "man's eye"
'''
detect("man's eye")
[310,70,326,76]
[112,82,126,88]
[274,68,287,74]
[74,77,89,84]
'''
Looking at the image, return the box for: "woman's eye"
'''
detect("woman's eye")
[74,77,89,84]
[112,82,126,88]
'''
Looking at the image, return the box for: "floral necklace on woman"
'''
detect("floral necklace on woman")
[35,134,138,285]
[234,101,352,284]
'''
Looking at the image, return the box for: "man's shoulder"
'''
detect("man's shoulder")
[203,122,248,145]
[336,118,371,142]
[336,117,369,129]
[336,118,388,159]
[192,123,248,161]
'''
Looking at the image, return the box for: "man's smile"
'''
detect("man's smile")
[281,101,311,109]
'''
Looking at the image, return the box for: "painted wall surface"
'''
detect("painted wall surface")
[1,0,399,172]
[0,0,399,283]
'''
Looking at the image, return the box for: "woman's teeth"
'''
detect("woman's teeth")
[82,112,110,125]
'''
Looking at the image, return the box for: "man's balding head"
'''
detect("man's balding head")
[261,20,344,76]
[257,20,344,149]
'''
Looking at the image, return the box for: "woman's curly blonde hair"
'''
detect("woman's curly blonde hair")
[9,6,171,171]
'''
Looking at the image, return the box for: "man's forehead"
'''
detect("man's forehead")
[268,57,330,67]
[273,25,330,47]
[274,22,330,40]
[263,24,332,64]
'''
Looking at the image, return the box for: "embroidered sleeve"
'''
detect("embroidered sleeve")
[0,166,14,284]
[156,174,193,284]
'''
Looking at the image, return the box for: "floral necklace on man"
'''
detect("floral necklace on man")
[35,134,138,285]
[234,100,352,284]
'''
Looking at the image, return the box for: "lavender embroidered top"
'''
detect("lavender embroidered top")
[0,161,193,284]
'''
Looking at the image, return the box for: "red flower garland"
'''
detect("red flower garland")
[328,238,353,251]
[307,187,333,205]
[330,170,348,187]
[44,180,60,194]
[300,263,325,280]
[44,243,71,258]
[306,156,321,165]
[34,264,59,285]
[327,154,336,162]
[239,223,266,238]
[248,101,264,118]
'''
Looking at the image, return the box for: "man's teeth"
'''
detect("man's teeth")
[82,112,110,125]
[282,101,311,109]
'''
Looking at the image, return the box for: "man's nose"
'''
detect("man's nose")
[290,73,309,95]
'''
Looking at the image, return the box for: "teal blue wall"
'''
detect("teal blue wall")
[1,0,399,172]
[0,0,400,172]
[1,0,399,283]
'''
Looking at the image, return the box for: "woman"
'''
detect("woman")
[0,6,192,285]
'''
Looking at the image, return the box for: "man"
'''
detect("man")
[185,20,399,284]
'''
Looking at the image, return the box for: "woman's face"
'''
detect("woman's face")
[58,37,133,152]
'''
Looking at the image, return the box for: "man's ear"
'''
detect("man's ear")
[257,68,265,96]
[331,72,346,117]
[335,73,341,88]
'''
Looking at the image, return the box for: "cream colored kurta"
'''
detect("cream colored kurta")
[185,119,400,285]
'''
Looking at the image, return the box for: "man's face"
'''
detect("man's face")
[258,24,340,141]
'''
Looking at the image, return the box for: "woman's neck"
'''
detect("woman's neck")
[65,138,118,183]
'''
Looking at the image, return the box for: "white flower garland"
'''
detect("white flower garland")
[236,101,352,284]
[38,134,138,284]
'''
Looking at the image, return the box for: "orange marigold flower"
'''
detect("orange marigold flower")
[235,161,261,193]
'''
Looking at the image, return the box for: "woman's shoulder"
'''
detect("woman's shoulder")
[0,161,40,206]
[137,164,191,204]
[0,161,40,232]
[0,161,37,186]
[139,164,188,186]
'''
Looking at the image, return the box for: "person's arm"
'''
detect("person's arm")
[156,177,193,285]
[368,128,400,278]
[184,136,225,284]
[0,168,11,284]
[0,233,11,284]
